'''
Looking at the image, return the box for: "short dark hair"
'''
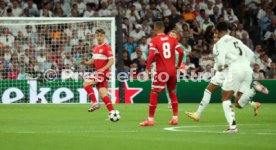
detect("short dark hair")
[216,22,228,32]
[25,25,32,29]
[7,8,12,13]
[87,3,95,8]
[169,30,177,34]
[154,21,165,30]
[200,9,205,13]
[95,29,105,34]
[213,6,219,9]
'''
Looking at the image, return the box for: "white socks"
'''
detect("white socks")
[223,100,237,129]
[238,88,256,108]
[196,89,211,116]
[249,101,256,107]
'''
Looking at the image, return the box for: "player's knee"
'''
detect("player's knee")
[207,84,218,93]
[83,82,89,87]
[168,89,176,93]
[100,93,107,99]
[168,91,178,102]
[150,90,158,94]
[83,80,96,87]
[99,90,107,98]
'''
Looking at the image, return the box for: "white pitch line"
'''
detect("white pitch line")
[0,130,139,134]
[164,124,276,135]
[164,124,262,131]
[1,124,275,135]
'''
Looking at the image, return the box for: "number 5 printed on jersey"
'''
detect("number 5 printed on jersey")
[233,41,243,56]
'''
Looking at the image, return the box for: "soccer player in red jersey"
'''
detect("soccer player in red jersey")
[81,29,116,113]
[140,21,184,126]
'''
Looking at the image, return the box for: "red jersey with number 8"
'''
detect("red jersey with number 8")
[149,34,180,74]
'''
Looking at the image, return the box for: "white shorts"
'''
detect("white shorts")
[222,68,252,93]
[210,70,227,86]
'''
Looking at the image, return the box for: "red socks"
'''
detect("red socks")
[149,92,158,118]
[84,85,97,103]
[102,96,114,111]
[169,92,178,116]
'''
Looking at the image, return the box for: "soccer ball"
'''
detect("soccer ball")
[108,110,120,122]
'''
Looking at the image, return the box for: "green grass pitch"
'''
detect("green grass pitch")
[0,104,276,150]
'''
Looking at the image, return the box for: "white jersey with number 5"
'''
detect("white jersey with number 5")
[213,35,254,93]
[213,35,254,71]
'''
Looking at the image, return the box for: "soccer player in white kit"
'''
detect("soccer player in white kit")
[186,31,269,122]
[197,22,267,133]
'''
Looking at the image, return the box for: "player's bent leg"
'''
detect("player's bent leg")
[168,90,178,125]
[237,77,262,116]
[235,89,260,115]
[237,91,261,116]
[243,81,266,116]
[83,80,100,112]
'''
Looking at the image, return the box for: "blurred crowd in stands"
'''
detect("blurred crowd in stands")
[0,0,275,81]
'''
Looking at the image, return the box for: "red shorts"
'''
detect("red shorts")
[151,72,177,93]
[87,72,109,89]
